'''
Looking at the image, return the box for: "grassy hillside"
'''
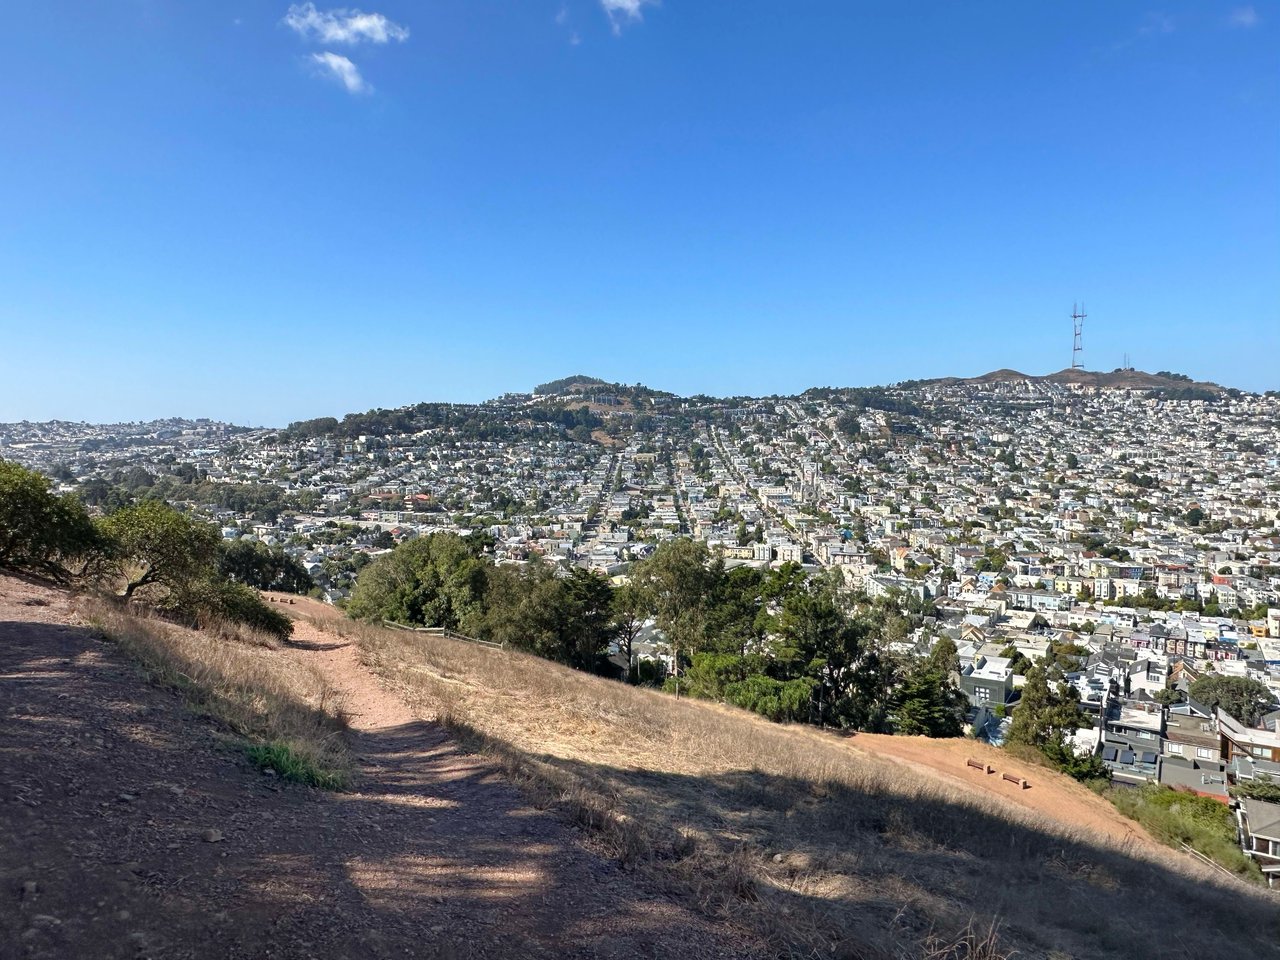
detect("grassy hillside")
[333,618,1279,960]
[81,596,351,788]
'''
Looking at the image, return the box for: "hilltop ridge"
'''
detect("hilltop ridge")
[915,367,1226,393]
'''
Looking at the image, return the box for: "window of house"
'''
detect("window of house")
[1253,747,1267,758]
[1167,743,1185,755]
[1197,747,1217,760]
[975,686,991,702]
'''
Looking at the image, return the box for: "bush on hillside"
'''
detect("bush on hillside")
[170,577,294,642]
[96,501,294,637]
[721,674,816,723]
[1108,784,1259,879]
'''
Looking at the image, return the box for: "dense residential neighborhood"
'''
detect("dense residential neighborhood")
[6,371,1280,880]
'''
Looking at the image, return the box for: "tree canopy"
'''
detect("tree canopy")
[1190,675,1276,727]
[0,460,100,580]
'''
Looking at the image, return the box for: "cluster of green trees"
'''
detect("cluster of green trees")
[283,400,607,446]
[347,534,970,736]
[0,461,296,640]
[1006,664,1107,781]
[77,467,294,523]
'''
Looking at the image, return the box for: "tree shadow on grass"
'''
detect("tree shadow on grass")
[449,732,1280,960]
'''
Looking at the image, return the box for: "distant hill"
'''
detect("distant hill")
[532,376,677,404]
[533,375,611,396]
[914,368,1226,396]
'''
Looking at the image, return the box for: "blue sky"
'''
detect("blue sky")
[1,2,1276,424]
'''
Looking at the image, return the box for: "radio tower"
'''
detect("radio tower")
[1071,302,1086,370]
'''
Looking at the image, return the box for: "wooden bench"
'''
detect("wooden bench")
[1001,772,1029,789]
[966,758,995,774]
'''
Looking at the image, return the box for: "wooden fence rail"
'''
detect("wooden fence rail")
[381,621,506,650]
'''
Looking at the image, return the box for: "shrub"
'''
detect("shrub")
[723,674,815,723]
[1108,785,1259,879]
[172,578,294,641]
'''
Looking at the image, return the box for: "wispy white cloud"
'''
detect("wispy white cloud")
[310,51,371,94]
[284,3,408,44]
[601,0,658,35]
[1138,11,1175,36]
[1229,6,1260,28]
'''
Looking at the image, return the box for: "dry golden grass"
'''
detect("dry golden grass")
[81,598,351,788]
[339,617,1280,960]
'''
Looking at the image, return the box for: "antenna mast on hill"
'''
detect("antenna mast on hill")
[1071,303,1086,369]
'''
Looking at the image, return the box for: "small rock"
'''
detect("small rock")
[772,853,784,863]
[30,915,61,927]
[20,880,38,900]
[117,794,137,803]
[201,829,224,843]
[261,768,277,777]
[116,910,131,922]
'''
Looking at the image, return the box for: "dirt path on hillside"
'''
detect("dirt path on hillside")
[845,732,1154,848]
[0,575,759,960]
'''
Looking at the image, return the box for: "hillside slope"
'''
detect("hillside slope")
[340,615,1279,960]
[0,576,757,960]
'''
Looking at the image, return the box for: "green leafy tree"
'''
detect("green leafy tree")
[1007,665,1099,780]
[556,569,618,671]
[98,501,221,600]
[629,539,716,693]
[998,643,1034,675]
[346,533,487,631]
[218,539,313,594]
[775,582,896,730]
[0,461,100,580]
[611,580,650,682]
[704,566,767,656]
[892,662,968,737]
[1189,675,1276,726]
[928,636,960,674]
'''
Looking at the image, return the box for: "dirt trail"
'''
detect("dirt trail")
[0,576,759,960]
